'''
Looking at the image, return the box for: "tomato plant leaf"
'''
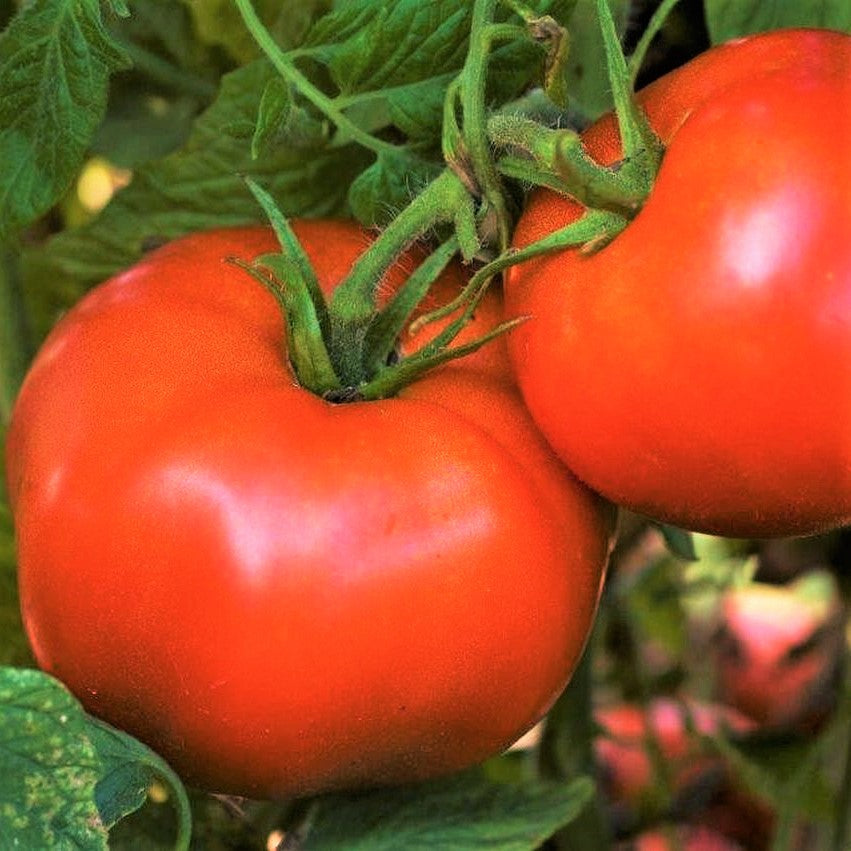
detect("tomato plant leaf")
[251,76,325,158]
[303,772,593,850]
[107,0,222,96]
[348,150,443,228]
[25,59,372,339]
[86,717,192,846]
[561,0,630,121]
[0,668,108,849]
[323,0,469,95]
[705,0,851,44]
[0,0,130,242]
[300,0,575,152]
[623,553,689,658]
[654,522,698,561]
[184,0,328,64]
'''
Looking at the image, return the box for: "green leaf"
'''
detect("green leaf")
[184,0,330,63]
[705,0,851,44]
[304,771,594,850]
[24,59,372,338]
[253,77,294,157]
[302,0,574,156]
[562,0,630,121]
[324,0,469,95]
[349,150,443,228]
[113,0,218,79]
[624,553,688,656]
[86,717,191,845]
[92,93,198,169]
[385,76,453,140]
[654,522,698,561]
[0,0,130,241]
[251,76,325,157]
[0,668,107,849]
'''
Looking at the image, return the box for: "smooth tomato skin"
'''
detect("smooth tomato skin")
[506,30,851,536]
[7,222,613,797]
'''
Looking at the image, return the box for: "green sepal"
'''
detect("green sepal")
[362,237,460,377]
[247,254,342,396]
[360,317,526,401]
[594,0,663,180]
[244,177,332,342]
[414,207,627,338]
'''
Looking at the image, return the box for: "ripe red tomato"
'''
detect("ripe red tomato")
[628,825,745,851]
[6,222,613,797]
[595,698,753,812]
[506,30,851,536]
[714,572,844,731]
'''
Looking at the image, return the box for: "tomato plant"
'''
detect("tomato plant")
[506,29,851,537]
[5,0,851,848]
[5,221,613,798]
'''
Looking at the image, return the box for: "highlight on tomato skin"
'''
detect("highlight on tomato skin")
[6,222,615,798]
[505,29,851,539]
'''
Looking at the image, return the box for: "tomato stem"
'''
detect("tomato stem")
[236,0,645,400]
[332,170,476,330]
[361,236,460,377]
[488,115,647,215]
[460,0,512,249]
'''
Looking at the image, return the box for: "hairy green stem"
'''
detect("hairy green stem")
[488,114,648,215]
[330,169,472,326]
[234,0,397,157]
[326,169,476,385]
[459,0,512,248]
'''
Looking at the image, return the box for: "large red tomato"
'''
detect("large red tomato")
[6,222,612,797]
[506,30,851,536]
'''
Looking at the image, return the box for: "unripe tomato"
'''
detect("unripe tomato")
[7,223,613,797]
[506,30,851,536]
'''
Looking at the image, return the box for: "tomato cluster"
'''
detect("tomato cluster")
[6,27,851,805]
